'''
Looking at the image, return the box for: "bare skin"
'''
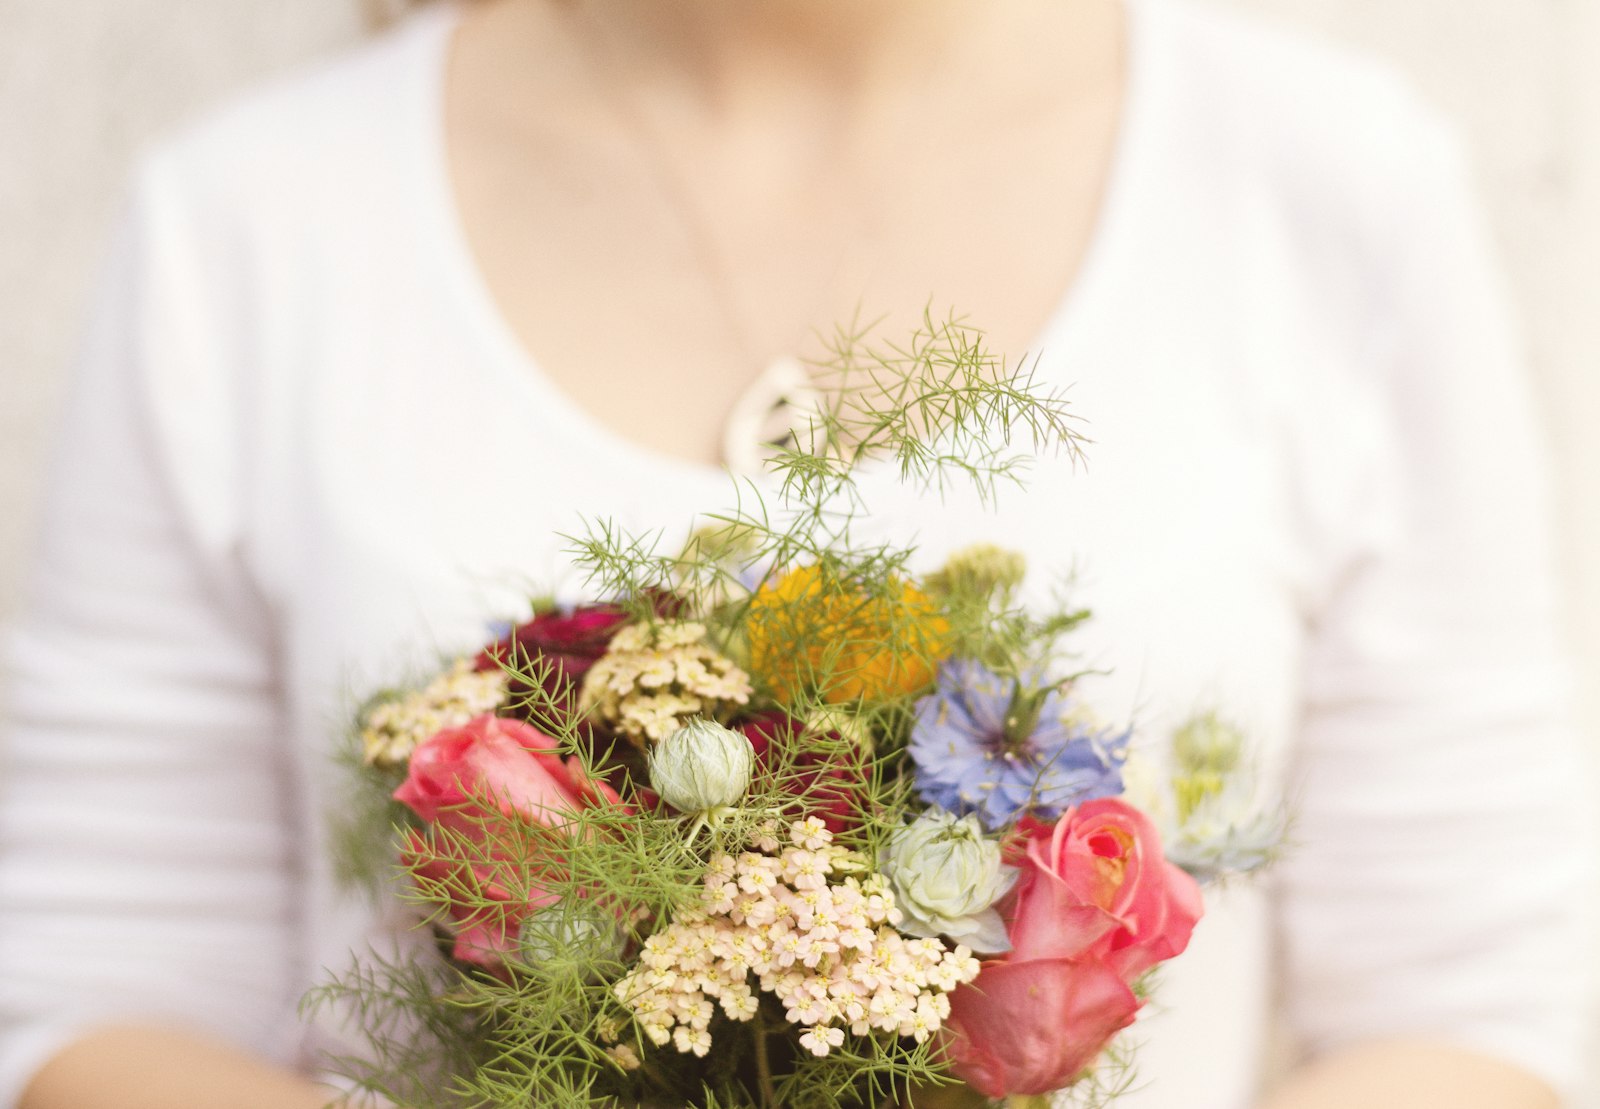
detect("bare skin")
[20,2,1564,1106]
[445,0,1126,466]
[21,1024,333,1108]
[1259,1041,1559,1109]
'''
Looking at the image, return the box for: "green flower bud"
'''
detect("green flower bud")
[649,718,755,815]
[925,543,1028,601]
[806,705,874,755]
[880,809,1017,954]
[517,902,622,969]
[1172,712,1244,777]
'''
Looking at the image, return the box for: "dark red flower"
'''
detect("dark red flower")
[738,712,867,834]
[474,604,630,719]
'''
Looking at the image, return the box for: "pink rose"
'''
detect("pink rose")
[394,714,620,824]
[1008,798,1203,980]
[939,799,1202,1098]
[940,958,1139,1098]
[399,827,554,969]
[394,715,625,967]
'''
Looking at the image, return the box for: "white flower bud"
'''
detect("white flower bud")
[881,809,1017,954]
[1169,781,1284,883]
[649,718,755,815]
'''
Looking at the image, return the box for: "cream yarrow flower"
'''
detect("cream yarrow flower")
[579,621,753,745]
[605,1043,642,1072]
[614,820,980,1060]
[359,659,508,768]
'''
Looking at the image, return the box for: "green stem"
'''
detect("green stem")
[753,1016,776,1109]
[1001,680,1049,750]
[1004,1097,1053,1109]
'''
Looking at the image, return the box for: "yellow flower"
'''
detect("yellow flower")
[745,565,950,705]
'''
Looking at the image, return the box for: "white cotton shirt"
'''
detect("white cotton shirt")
[1,1,1593,1105]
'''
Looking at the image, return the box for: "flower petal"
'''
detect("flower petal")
[941,957,1138,1098]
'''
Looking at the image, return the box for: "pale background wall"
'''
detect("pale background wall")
[1,0,1597,1099]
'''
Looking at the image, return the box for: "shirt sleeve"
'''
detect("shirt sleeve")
[1275,106,1597,1098]
[0,154,299,1106]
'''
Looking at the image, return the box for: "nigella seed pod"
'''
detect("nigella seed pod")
[924,543,1028,601]
[650,718,755,816]
[1172,712,1245,776]
[517,903,623,976]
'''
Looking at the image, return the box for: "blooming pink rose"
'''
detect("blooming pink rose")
[394,714,620,824]
[394,715,625,967]
[940,958,1139,1098]
[940,799,1203,1098]
[1008,798,1203,981]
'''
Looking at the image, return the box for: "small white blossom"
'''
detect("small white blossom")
[360,659,508,767]
[579,622,752,745]
[606,1043,642,1071]
[798,1025,845,1057]
[612,820,979,1059]
[673,1026,712,1057]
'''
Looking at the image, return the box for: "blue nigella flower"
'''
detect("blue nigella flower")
[908,660,1129,831]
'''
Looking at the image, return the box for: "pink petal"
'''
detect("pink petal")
[941,958,1139,1098]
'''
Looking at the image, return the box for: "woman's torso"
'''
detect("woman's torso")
[129,2,1443,1103]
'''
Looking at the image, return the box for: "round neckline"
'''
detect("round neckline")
[400,0,1163,485]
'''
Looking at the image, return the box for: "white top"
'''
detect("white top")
[1,2,1592,1105]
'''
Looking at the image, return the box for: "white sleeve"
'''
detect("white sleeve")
[1276,109,1596,1097]
[0,154,298,1106]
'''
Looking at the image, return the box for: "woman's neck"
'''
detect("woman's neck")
[483,0,1120,130]
[559,0,978,100]
[444,0,1128,465]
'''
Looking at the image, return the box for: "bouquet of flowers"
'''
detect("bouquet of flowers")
[313,319,1281,1109]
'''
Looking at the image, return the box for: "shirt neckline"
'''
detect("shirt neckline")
[400,0,1164,485]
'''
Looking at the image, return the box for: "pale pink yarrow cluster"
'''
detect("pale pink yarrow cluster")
[579,621,753,744]
[360,659,509,768]
[614,818,981,1058]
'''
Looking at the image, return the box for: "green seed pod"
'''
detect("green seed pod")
[1172,712,1245,777]
[649,718,756,815]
